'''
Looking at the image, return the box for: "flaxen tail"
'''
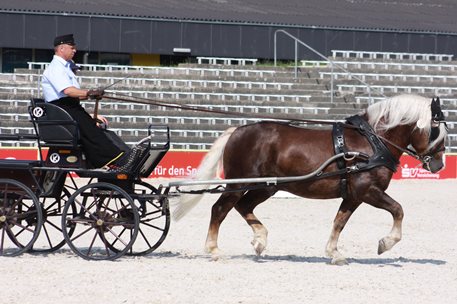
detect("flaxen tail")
[172,127,237,221]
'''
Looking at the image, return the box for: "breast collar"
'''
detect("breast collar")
[344,115,399,172]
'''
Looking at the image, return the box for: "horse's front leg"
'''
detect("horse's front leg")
[326,199,361,265]
[363,191,404,255]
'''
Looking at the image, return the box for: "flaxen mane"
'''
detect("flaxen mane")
[366,94,447,150]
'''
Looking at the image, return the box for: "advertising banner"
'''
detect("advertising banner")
[392,154,456,179]
[0,148,40,160]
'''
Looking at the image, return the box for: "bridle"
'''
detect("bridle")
[374,97,447,171]
[376,128,445,171]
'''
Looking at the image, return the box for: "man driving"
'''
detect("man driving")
[41,34,137,172]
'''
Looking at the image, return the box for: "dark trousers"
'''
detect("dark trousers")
[52,97,122,168]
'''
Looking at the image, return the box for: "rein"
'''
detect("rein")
[103,92,357,127]
[102,92,442,169]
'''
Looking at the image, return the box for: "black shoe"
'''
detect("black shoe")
[108,144,147,173]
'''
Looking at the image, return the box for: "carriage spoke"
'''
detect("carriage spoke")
[42,197,59,213]
[86,230,99,257]
[5,224,27,249]
[0,226,5,254]
[109,227,127,248]
[100,228,112,257]
[137,228,153,249]
[44,219,63,232]
[70,226,95,243]
[105,227,129,247]
[40,224,54,249]
[11,222,36,236]
[141,222,165,231]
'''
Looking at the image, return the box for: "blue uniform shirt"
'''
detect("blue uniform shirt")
[41,55,80,102]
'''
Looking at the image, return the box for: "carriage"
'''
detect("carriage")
[0,94,448,264]
[0,98,172,260]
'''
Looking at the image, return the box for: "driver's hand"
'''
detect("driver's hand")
[87,88,105,99]
[92,114,108,129]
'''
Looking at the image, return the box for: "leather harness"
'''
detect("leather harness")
[332,115,399,199]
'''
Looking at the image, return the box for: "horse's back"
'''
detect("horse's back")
[224,122,335,178]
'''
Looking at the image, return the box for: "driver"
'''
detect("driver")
[41,34,136,171]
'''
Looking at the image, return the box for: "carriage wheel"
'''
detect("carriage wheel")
[109,181,170,256]
[29,187,77,253]
[0,179,43,257]
[61,182,139,260]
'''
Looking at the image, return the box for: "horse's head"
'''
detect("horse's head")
[367,95,448,173]
[410,97,448,173]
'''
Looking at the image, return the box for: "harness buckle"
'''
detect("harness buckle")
[347,164,359,173]
[336,135,344,147]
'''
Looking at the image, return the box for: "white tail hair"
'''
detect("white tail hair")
[172,127,237,221]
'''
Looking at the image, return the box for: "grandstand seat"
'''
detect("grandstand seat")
[196,57,258,65]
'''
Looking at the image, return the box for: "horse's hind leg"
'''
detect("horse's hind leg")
[326,199,361,265]
[234,188,276,256]
[205,191,243,259]
[363,191,404,255]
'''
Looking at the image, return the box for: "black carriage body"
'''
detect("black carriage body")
[0,98,171,259]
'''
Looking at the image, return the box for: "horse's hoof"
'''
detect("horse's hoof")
[211,253,220,261]
[378,238,395,254]
[205,246,222,261]
[378,239,387,255]
[251,239,266,256]
[331,257,349,266]
[378,236,399,255]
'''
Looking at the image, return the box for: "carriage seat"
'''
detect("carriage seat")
[29,98,129,169]
[29,98,79,148]
[29,98,84,168]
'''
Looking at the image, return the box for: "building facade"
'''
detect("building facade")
[2,1,457,72]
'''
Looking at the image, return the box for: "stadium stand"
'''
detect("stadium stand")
[331,50,454,61]
[196,57,258,65]
[1,51,457,151]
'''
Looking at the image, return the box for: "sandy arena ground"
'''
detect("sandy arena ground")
[1,179,456,304]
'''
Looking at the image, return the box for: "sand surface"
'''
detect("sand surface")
[1,179,456,304]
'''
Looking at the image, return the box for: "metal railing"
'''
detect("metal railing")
[273,29,384,103]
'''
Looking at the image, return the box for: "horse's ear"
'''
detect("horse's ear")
[431,97,445,121]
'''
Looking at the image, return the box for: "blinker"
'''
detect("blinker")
[430,126,440,142]
[429,97,447,143]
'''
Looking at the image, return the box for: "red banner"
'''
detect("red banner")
[0,148,41,160]
[1,148,456,179]
[392,154,457,179]
[148,151,205,178]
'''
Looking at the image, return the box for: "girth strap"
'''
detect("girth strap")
[332,122,348,199]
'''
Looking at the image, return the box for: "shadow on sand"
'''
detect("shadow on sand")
[143,251,446,266]
[25,249,447,266]
[252,254,446,266]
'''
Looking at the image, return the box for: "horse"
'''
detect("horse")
[173,94,448,265]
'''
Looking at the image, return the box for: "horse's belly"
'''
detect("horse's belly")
[279,179,341,200]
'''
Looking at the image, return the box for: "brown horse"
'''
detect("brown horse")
[173,94,448,265]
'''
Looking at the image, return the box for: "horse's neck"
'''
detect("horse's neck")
[378,124,415,158]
